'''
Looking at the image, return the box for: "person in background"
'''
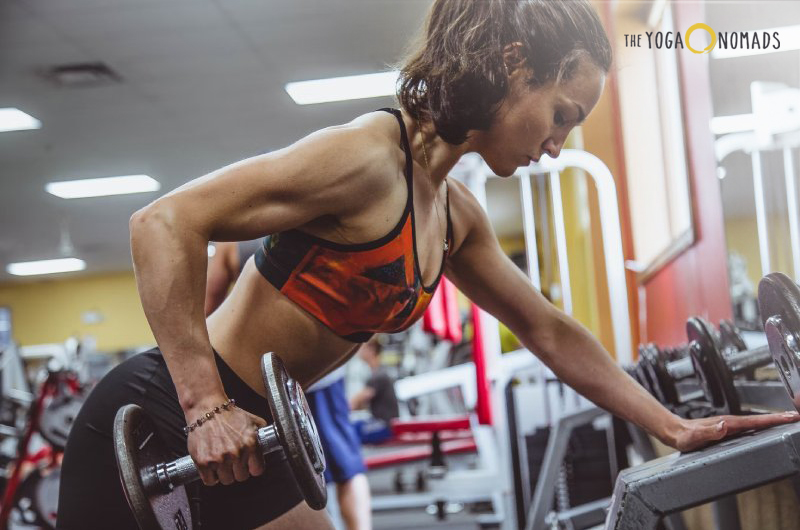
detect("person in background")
[204,240,262,316]
[205,239,372,530]
[350,339,399,444]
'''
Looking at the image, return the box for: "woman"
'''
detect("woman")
[56,0,799,529]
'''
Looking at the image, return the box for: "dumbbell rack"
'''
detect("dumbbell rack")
[605,421,800,529]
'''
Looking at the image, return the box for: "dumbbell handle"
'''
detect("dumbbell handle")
[141,424,282,493]
[666,345,773,380]
[725,345,772,373]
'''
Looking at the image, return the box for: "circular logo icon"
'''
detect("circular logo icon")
[685,23,717,54]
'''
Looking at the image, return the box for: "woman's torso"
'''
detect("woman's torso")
[206,109,455,394]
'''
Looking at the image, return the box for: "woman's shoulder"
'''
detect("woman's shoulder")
[301,110,407,199]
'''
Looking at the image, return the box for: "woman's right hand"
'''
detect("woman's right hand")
[185,400,268,486]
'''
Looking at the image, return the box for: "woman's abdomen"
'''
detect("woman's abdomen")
[206,257,358,393]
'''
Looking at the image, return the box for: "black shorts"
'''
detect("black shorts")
[56,348,303,530]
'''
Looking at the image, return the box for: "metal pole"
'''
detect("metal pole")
[519,169,542,290]
[783,147,800,281]
[752,149,771,276]
[549,170,573,316]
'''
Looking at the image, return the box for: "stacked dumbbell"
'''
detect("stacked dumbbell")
[628,339,710,418]
[687,317,773,415]
[629,318,775,417]
[759,272,800,413]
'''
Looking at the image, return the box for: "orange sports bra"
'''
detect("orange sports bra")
[254,108,453,342]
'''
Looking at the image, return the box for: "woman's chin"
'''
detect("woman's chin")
[491,162,520,177]
[482,154,522,177]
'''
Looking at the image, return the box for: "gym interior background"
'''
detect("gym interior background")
[3,0,800,529]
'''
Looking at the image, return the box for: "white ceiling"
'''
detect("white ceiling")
[0,0,432,282]
[7,0,800,284]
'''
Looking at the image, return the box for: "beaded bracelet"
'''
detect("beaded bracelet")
[183,398,236,436]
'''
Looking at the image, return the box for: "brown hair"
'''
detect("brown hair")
[397,0,612,144]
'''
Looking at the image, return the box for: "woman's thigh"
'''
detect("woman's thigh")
[254,501,335,530]
[57,348,306,530]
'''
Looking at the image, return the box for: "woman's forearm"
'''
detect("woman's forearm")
[526,313,683,446]
[130,203,227,414]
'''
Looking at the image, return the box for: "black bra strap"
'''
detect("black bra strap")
[377,108,414,193]
[444,179,453,253]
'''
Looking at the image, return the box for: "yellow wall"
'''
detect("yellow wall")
[0,272,154,351]
[725,214,794,288]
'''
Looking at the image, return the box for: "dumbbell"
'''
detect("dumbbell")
[759,272,800,412]
[635,344,688,407]
[113,353,327,530]
[687,317,773,415]
[637,338,710,413]
[637,319,756,412]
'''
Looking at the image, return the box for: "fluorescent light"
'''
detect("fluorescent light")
[46,175,160,199]
[710,113,755,135]
[207,244,216,258]
[0,108,41,132]
[7,258,86,276]
[712,24,800,59]
[285,71,399,105]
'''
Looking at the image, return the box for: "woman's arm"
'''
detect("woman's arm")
[444,180,798,451]
[130,124,393,416]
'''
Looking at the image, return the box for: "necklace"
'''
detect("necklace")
[416,117,449,253]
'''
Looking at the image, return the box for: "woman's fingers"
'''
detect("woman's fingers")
[189,408,270,486]
[677,411,800,452]
[721,411,800,435]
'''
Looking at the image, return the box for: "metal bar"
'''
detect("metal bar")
[528,151,633,364]
[537,174,552,294]
[549,170,573,316]
[622,425,689,530]
[752,149,772,276]
[712,496,742,530]
[783,147,800,282]
[519,169,542,290]
[734,380,795,411]
[525,406,606,530]
[555,496,611,526]
[506,382,529,529]
[604,422,800,529]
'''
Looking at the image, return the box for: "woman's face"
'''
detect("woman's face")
[473,55,606,177]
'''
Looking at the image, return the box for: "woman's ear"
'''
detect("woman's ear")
[502,42,528,76]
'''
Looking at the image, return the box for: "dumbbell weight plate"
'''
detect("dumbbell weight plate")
[640,345,679,406]
[38,395,84,451]
[8,467,59,529]
[634,362,654,396]
[261,353,327,510]
[719,320,748,354]
[114,404,193,530]
[34,467,59,528]
[687,317,740,415]
[759,272,800,412]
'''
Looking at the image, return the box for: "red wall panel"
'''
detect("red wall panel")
[639,2,732,346]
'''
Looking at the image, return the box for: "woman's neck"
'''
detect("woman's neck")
[401,110,473,189]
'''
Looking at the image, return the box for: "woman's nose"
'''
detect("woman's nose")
[542,138,561,158]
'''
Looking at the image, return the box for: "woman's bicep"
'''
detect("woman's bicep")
[146,125,389,241]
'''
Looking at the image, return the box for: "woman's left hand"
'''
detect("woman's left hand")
[670,411,800,452]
